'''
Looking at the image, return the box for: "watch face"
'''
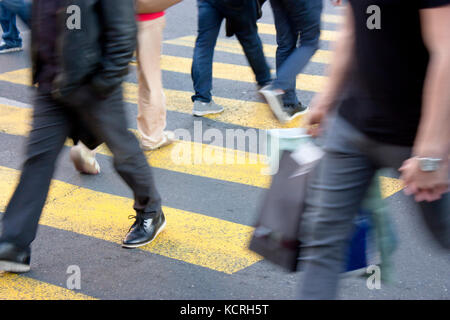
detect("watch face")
[419,159,440,172]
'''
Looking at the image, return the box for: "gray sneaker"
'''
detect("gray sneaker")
[193,100,224,116]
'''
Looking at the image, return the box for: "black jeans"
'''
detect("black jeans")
[0,86,161,249]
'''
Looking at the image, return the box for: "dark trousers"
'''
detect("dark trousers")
[191,0,271,102]
[298,116,450,299]
[0,86,162,249]
[269,0,322,105]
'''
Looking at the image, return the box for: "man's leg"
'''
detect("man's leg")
[233,1,271,87]
[271,0,322,92]
[269,0,298,105]
[234,25,271,87]
[74,87,162,215]
[137,16,173,150]
[2,0,31,27]
[0,2,22,51]
[191,0,223,103]
[0,93,70,250]
[298,117,377,299]
[69,86,164,248]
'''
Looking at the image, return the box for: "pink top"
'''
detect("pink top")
[137,11,165,21]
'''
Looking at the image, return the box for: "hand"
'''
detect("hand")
[399,157,449,202]
[306,94,332,137]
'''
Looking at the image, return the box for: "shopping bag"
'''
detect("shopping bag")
[362,172,397,283]
[249,150,320,272]
[345,210,371,272]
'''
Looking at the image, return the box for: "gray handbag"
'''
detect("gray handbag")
[249,151,318,272]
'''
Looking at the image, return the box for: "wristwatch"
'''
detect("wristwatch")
[416,157,442,172]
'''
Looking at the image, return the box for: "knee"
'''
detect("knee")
[194,33,217,52]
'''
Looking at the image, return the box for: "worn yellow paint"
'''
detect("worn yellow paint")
[0,63,325,97]
[257,23,339,42]
[0,58,327,96]
[0,103,31,134]
[0,71,404,195]
[0,103,271,188]
[158,55,327,93]
[0,68,307,130]
[0,274,95,300]
[164,36,333,65]
[124,82,307,129]
[380,176,404,199]
[0,59,326,96]
[0,166,263,274]
[0,68,31,85]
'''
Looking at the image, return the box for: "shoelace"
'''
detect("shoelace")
[127,215,143,231]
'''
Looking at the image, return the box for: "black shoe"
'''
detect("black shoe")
[0,242,31,273]
[122,211,166,249]
[284,102,309,121]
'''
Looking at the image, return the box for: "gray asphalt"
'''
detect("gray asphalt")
[0,0,448,300]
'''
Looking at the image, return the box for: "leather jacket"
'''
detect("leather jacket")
[31,0,137,100]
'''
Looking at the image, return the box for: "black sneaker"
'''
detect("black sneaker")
[122,211,166,248]
[0,242,31,273]
[284,102,309,121]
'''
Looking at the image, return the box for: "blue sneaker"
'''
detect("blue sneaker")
[0,43,23,54]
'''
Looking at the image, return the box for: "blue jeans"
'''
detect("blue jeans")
[2,0,31,27]
[270,0,322,105]
[191,0,271,102]
[0,2,21,47]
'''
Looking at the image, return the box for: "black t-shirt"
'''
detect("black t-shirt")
[338,0,450,146]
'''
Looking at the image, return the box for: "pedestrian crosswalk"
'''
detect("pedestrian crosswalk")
[0,7,405,300]
[0,273,96,300]
[257,22,339,42]
[164,36,333,64]
[0,68,304,129]
[0,166,262,274]
[0,103,269,187]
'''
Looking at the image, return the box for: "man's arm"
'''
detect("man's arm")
[307,4,354,135]
[414,5,450,158]
[400,4,450,202]
[90,0,137,97]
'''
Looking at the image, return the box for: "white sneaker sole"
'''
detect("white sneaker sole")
[0,47,23,54]
[192,109,224,117]
[121,220,166,249]
[0,260,30,273]
[259,88,289,122]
